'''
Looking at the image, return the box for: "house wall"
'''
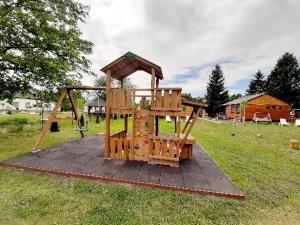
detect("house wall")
[224,95,291,121]
[0,98,56,112]
[225,104,241,119]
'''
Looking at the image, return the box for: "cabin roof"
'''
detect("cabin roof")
[85,98,106,107]
[100,52,163,81]
[222,93,266,106]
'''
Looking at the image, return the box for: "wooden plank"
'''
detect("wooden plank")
[118,139,123,159]
[169,140,174,158]
[154,139,161,156]
[33,90,67,151]
[66,86,106,90]
[110,138,116,159]
[156,90,162,108]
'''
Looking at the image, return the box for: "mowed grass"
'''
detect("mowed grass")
[0,114,300,224]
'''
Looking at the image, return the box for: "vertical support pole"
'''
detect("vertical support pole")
[124,114,128,133]
[155,115,159,136]
[174,116,177,133]
[151,68,155,109]
[105,69,112,158]
[177,116,180,138]
[156,77,159,88]
[33,90,67,151]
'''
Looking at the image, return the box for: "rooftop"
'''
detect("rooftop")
[101,52,163,81]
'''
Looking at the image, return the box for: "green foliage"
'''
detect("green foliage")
[0,117,28,126]
[0,116,300,224]
[246,70,266,95]
[206,65,229,115]
[0,0,94,100]
[229,93,242,101]
[266,52,300,108]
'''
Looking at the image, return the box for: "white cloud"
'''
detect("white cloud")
[79,0,300,96]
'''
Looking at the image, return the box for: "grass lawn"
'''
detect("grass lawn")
[0,113,300,224]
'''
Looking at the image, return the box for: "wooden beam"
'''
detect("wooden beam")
[156,77,159,88]
[180,108,201,150]
[182,108,196,133]
[67,90,78,120]
[66,86,106,90]
[33,90,67,151]
[105,69,112,158]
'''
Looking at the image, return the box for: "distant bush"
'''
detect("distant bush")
[0,117,29,126]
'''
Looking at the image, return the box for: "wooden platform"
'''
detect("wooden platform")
[0,135,244,199]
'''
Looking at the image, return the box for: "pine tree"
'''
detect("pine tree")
[266,52,300,108]
[246,71,266,95]
[206,65,228,115]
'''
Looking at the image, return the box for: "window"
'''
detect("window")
[231,105,235,113]
[12,102,19,108]
[25,102,31,108]
[236,105,240,113]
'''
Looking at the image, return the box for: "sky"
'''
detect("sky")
[79,0,300,97]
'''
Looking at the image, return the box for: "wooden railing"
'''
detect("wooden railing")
[110,138,132,160]
[110,87,182,112]
[152,88,182,111]
[110,88,134,110]
[149,136,180,162]
[110,130,127,139]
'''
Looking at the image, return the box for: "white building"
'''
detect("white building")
[0,93,56,113]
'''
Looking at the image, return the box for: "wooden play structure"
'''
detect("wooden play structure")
[33,52,203,167]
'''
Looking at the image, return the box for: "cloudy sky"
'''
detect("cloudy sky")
[79,0,300,97]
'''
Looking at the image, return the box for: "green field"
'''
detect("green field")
[0,113,300,225]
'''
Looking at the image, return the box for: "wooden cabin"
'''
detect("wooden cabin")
[223,93,290,122]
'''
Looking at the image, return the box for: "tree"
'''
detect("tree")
[246,71,266,95]
[206,65,228,115]
[266,52,300,108]
[93,75,135,100]
[0,0,94,101]
[229,93,242,101]
[182,93,194,101]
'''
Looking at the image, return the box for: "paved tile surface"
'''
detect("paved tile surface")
[4,135,242,195]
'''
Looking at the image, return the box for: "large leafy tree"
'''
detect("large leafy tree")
[266,52,300,108]
[246,70,266,95]
[206,65,228,115]
[0,0,94,100]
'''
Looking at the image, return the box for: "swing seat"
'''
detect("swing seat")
[76,127,88,132]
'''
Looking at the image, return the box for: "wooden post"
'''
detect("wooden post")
[156,77,159,88]
[155,115,159,136]
[177,116,180,138]
[67,90,84,138]
[124,114,128,133]
[33,90,67,151]
[105,69,112,158]
[151,68,155,109]
[174,116,177,133]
